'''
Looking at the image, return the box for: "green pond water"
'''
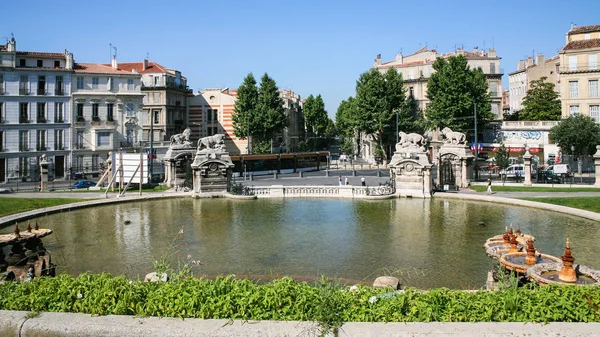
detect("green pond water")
[6,198,600,289]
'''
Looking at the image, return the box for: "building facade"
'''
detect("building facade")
[508,55,559,113]
[279,89,304,152]
[118,60,189,143]
[374,46,503,119]
[558,24,600,121]
[71,57,144,174]
[0,38,73,182]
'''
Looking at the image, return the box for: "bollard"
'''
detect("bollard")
[299,171,303,178]
[377,170,381,177]
[352,170,356,177]
[274,172,278,179]
[249,173,253,181]
[325,170,329,177]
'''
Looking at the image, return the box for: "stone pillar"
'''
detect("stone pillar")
[523,149,532,186]
[39,157,49,191]
[594,145,600,188]
[423,168,432,198]
[461,158,468,188]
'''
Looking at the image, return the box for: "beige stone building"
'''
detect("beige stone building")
[508,54,560,113]
[279,89,305,152]
[558,24,600,121]
[374,46,503,119]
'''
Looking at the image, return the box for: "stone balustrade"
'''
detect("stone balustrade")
[242,185,395,199]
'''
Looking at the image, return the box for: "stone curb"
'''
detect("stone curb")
[1,311,599,336]
[436,192,600,222]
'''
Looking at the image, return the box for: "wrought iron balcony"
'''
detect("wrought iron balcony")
[37,88,46,95]
[560,64,600,73]
[19,88,30,95]
[19,117,29,124]
[37,118,47,123]
[55,89,64,96]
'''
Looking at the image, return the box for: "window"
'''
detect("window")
[76,77,84,89]
[153,110,160,124]
[207,109,212,123]
[37,60,43,67]
[569,56,577,71]
[19,157,29,177]
[154,76,159,86]
[569,105,579,116]
[0,73,3,93]
[92,104,99,121]
[54,130,64,150]
[37,75,46,95]
[126,103,135,117]
[55,102,64,122]
[54,60,60,68]
[76,155,84,171]
[19,130,29,151]
[76,131,84,149]
[409,87,414,97]
[77,103,84,122]
[127,79,134,90]
[213,110,218,122]
[97,132,110,147]
[0,131,3,150]
[19,59,25,67]
[590,54,598,70]
[92,154,100,170]
[92,77,99,89]
[490,82,498,96]
[37,103,46,123]
[0,102,3,123]
[490,63,496,74]
[19,102,28,123]
[36,130,46,151]
[55,76,63,95]
[107,103,114,121]
[590,105,599,123]
[19,75,28,95]
[569,81,578,98]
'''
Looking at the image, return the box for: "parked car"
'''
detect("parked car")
[72,180,96,189]
[540,164,572,183]
[499,164,525,179]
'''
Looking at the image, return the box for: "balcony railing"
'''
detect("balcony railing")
[560,64,599,73]
[37,88,46,95]
[19,117,29,124]
[19,144,29,151]
[19,88,29,95]
[54,144,65,151]
[55,89,64,96]
[55,118,65,123]
[36,145,47,151]
[76,116,85,123]
[75,143,85,150]
[37,118,46,123]
[502,120,560,130]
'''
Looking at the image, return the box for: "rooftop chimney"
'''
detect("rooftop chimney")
[536,53,545,66]
[143,58,148,71]
[65,51,74,70]
[526,56,534,68]
[111,55,117,69]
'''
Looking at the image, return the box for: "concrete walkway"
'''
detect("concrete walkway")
[1,311,599,337]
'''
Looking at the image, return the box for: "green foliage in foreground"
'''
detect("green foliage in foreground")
[0,198,84,217]
[520,197,600,213]
[469,186,600,193]
[1,273,599,323]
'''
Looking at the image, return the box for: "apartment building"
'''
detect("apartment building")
[71,56,144,174]
[508,54,559,113]
[188,88,241,154]
[118,60,189,143]
[558,24,600,121]
[374,46,503,119]
[0,37,73,182]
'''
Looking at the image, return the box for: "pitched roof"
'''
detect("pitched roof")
[116,61,168,74]
[569,25,600,35]
[73,63,138,75]
[562,39,600,51]
[16,51,64,58]
[379,60,425,69]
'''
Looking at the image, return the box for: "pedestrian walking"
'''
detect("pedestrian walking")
[361,177,366,186]
[338,176,343,186]
[487,179,493,194]
[344,176,349,185]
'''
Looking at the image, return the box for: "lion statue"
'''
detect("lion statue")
[198,133,226,152]
[169,128,192,149]
[441,127,466,144]
[398,132,426,148]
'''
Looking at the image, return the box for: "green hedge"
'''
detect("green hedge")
[1,273,599,323]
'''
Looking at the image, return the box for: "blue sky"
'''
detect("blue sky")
[2,0,599,118]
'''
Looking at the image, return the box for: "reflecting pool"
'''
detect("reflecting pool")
[5,198,600,289]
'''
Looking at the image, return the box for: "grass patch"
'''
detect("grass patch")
[469,186,600,193]
[0,198,84,217]
[520,196,600,213]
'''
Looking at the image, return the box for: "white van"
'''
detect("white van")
[499,164,525,179]
[545,164,572,177]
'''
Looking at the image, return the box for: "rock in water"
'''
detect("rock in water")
[373,276,400,289]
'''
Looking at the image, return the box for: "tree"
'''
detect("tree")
[232,73,259,153]
[549,115,600,157]
[520,77,561,121]
[304,94,329,138]
[495,143,510,172]
[355,68,406,159]
[254,73,287,153]
[424,55,493,133]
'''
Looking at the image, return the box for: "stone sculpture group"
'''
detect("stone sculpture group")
[169,128,193,149]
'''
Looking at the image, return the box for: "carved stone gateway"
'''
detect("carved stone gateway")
[437,128,473,190]
[389,132,433,198]
[191,134,233,194]
[163,128,196,187]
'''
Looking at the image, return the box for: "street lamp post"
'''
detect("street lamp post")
[395,108,399,145]
[474,103,478,180]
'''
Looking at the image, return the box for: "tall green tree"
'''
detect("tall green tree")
[520,77,561,121]
[303,94,329,140]
[549,115,600,157]
[424,55,493,133]
[232,73,259,153]
[254,73,287,152]
[495,143,510,172]
[355,68,406,159]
